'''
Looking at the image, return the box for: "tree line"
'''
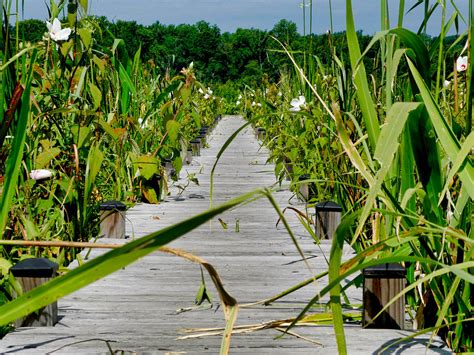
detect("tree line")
[16,17,461,87]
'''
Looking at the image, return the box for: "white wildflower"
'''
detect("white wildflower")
[30,169,53,181]
[290,96,306,112]
[46,18,71,42]
[457,56,468,72]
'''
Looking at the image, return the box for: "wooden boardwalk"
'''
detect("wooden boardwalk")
[0,116,448,354]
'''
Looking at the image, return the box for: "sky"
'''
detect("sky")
[19,0,469,35]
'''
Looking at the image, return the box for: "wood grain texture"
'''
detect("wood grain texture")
[0,116,448,354]
[14,277,58,327]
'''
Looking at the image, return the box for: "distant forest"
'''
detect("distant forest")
[16,17,462,86]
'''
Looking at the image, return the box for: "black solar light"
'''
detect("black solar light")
[190,138,201,156]
[298,174,311,201]
[186,147,193,165]
[314,201,342,240]
[363,263,406,329]
[99,200,127,239]
[256,127,266,140]
[11,258,59,327]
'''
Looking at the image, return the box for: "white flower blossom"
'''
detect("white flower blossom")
[236,100,241,105]
[278,91,283,97]
[257,103,262,107]
[443,80,451,88]
[457,56,468,72]
[251,101,256,107]
[30,169,53,181]
[290,96,306,112]
[238,94,242,99]
[198,88,204,94]
[46,18,71,42]
[204,94,210,99]
[138,117,147,129]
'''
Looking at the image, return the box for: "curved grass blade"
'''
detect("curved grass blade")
[346,0,379,151]
[0,189,263,327]
[210,121,250,207]
[407,58,474,200]
[352,102,422,243]
[438,132,474,205]
[0,50,36,234]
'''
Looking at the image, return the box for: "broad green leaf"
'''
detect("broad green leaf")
[71,125,91,149]
[166,120,180,143]
[89,83,102,110]
[36,147,61,169]
[0,258,12,276]
[92,55,105,73]
[78,28,92,49]
[351,103,423,243]
[98,119,119,140]
[19,216,40,240]
[132,155,159,180]
[141,185,160,204]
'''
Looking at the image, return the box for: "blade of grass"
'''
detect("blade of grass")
[0,189,263,326]
[407,58,474,200]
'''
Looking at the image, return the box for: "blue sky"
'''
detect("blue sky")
[21,0,468,35]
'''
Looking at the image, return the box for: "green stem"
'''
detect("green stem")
[467,0,473,134]
[435,0,447,102]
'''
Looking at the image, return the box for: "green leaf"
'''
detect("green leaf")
[407,59,474,201]
[195,267,212,305]
[0,50,36,235]
[141,184,160,204]
[439,132,474,205]
[78,28,92,49]
[36,147,61,169]
[132,155,159,180]
[166,120,180,143]
[71,125,91,149]
[83,145,104,218]
[346,0,380,152]
[19,216,40,241]
[89,83,102,110]
[98,119,119,140]
[0,258,12,276]
[78,0,88,13]
[210,122,251,207]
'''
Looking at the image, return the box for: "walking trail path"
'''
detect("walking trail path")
[0,116,447,354]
